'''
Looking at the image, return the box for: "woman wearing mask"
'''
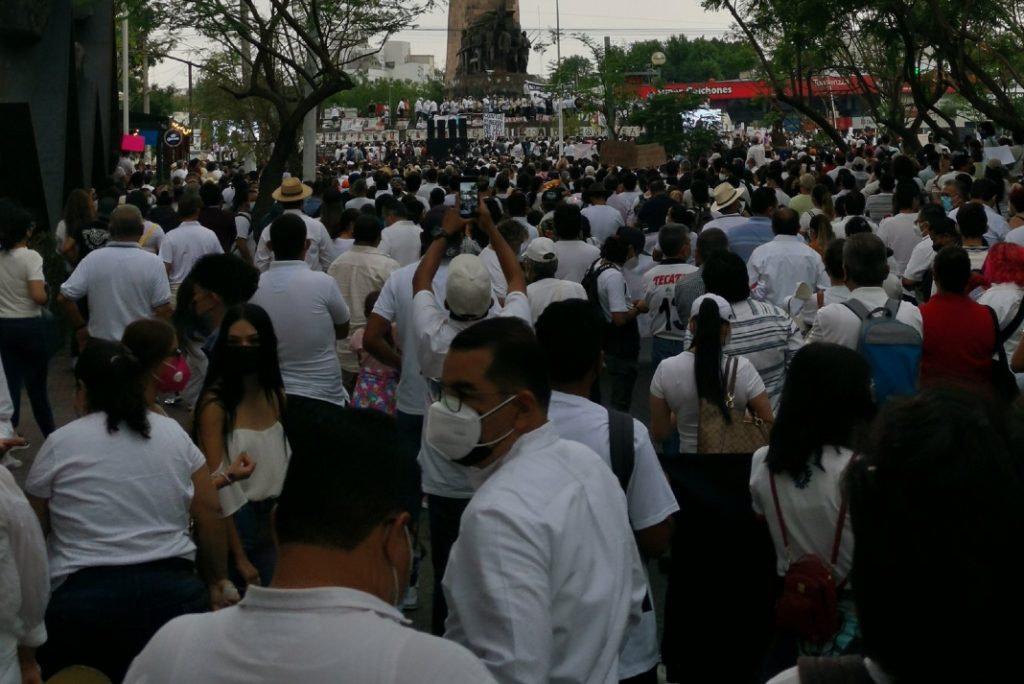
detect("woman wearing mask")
[0,200,56,441]
[750,343,875,678]
[24,340,232,683]
[195,304,290,592]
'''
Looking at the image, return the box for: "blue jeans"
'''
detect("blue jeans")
[38,558,208,683]
[231,498,277,589]
[651,336,687,457]
[0,317,55,435]
[427,494,470,635]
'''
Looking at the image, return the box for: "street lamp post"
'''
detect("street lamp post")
[556,0,563,156]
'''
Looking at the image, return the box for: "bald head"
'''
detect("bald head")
[109,204,144,239]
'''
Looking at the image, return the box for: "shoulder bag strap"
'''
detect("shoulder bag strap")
[842,298,870,321]
[768,472,791,552]
[725,356,739,405]
[606,408,635,494]
[999,297,1024,345]
[988,305,1010,364]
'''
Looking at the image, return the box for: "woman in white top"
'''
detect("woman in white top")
[196,304,290,591]
[0,201,55,438]
[24,340,232,682]
[650,293,773,455]
[751,343,875,676]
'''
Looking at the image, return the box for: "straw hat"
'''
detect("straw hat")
[271,177,312,202]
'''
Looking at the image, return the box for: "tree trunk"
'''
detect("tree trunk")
[253,120,298,222]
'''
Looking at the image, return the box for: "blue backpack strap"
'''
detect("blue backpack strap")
[883,298,901,318]
[842,298,871,321]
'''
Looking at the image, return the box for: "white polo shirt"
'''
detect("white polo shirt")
[124,586,495,684]
[547,391,679,678]
[443,423,646,684]
[250,261,351,406]
[808,286,923,349]
[526,278,587,323]
[254,209,334,272]
[158,220,223,285]
[59,241,172,341]
[581,204,625,245]
[876,212,922,276]
[553,240,600,283]
[379,220,423,267]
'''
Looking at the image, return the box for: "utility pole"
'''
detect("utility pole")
[556,0,562,155]
[604,35,614,139]
[121,14,130,133]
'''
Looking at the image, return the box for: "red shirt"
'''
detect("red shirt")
[919,293,996,391]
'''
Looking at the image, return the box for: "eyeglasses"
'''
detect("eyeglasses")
[427,377,512,413]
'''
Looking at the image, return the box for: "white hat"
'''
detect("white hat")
[690,293,734,321]
[710,182,743,212]
[524,237,557,263]
[446,254,492,319]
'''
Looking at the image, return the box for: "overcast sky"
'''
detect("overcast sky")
[149,0,734,89]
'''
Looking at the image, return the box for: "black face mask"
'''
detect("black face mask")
[223,346,261,377]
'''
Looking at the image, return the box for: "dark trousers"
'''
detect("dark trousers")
[395,411,425,528]
[0,317,55,435]
[38,559,207,683]
[604,353,639,412]
[230,498,277,590]
[427,493,470,636]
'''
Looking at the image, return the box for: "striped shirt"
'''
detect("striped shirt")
[684,298,803,409]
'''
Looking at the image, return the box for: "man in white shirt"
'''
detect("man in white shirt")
[876,181,922,277]
[254,178,334,272]
[523,237,587,323]
[59,205,173,346]
[250,214,351,412]
[157,192,223,302]
[950,177,1009,245]
[608,172,642,224]
[644,225,697,367]
[748,207,829,308]
[809,232,922,348]
[437,317,646,684]
[378,197,424,267]
[327,215,400,391]
[552,205,600,282]
[345,178,376,212]
[125,409,495,684]
[581,185,625,245]
[411,205,531,636]
[535,299,678,683]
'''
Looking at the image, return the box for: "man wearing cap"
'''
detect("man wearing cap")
[409,203,531,635]
[787,173,817,215]
[157,191,223,304]
[702,182,748,234]
[254,178,334,273]
[748,207,829,308]
[523,237,587,323]
[581,184,625,246]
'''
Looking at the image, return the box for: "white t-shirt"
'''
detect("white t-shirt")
[750,445,855,578]
[24,412,206,589]
[876,213,922,277]
[0,248,44,318]
[138,220,165,255]
[526,278,587,323]
[124,586,496,684]
[250,262,351,406]
[379,221,423,268]
[643,262,698,340]
[372,262,448,416]
[547,392,678,677]
[553,240,600,283]
[345,197,375,212]
[159,220,224,285]
[596,265,631,322]
[59,242,172,341]
[581,204,625,245]
[254,210,334,273]
[650,352,766,454]
[479,246,507,300]
[234,213,256,259]
[903,236,934,284]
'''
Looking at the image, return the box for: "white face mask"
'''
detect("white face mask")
[425,394,517,465]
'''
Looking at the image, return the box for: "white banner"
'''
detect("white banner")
[483,113,506,141]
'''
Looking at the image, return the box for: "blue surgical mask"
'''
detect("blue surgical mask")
[941,196,953,212]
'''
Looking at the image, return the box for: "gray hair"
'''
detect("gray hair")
[843,232,888,287]
[108,204,144,238]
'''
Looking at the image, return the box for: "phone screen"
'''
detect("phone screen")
[459,180,478,217]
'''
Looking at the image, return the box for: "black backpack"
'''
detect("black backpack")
[607,408,635,492]
[581,258,616,309]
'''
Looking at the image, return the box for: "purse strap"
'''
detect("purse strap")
[769,465,849,568]
[724,356,739,408]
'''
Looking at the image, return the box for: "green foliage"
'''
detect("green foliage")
[324,77,445,112]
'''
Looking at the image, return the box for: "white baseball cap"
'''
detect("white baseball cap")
[690,293,734,321]
[445,254,492,319]
[524,237,557,263]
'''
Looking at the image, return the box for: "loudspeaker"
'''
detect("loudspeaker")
[448,118,458,140]
[427,118,435,139]
[458,118,468,140]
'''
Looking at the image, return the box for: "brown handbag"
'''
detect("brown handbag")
[697,356,770,454]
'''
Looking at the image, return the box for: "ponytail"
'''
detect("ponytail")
[75,340,151,438]
[692,298,731,422]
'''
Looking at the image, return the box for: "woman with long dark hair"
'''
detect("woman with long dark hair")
[0,200,55,441]
[57,188,96,266]
[195,304,290,592]
[752,343,876,677]
[24,339,231,682]
[650,294,773,453]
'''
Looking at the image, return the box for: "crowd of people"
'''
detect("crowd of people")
[2,125,1024,684]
